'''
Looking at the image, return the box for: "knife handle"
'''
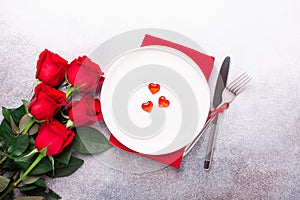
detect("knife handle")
[204,119,219,170]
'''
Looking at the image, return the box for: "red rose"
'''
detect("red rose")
[28,83,66,120]
[36,49,68,87]
[68,95,103,126]
[67,56,104,92]
[35,120,75,155]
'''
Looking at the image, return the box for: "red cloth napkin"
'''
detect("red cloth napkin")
[109,34,215,168]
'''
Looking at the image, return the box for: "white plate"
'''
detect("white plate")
[101,46,210,155]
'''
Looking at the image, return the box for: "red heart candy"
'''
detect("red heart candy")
[158,96,170,108]
[148,83,160,94]
[141,101,153,113]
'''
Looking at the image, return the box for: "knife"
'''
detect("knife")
[204,56,230,170]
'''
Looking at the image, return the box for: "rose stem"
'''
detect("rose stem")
[21,117,35,135]
[0,170,20,199]
[66,87,75,99]
[0,156,7,165]
[13,151,46,187]
[0,182,14,200]
[0,152,13,167]
[8,170,18,179]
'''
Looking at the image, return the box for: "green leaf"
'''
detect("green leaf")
[54,145,71,165]
[15,156,52,175]
[2,107,11,123]
[0,175,10,192]
[22,99,29,114]
[18,184,38,191]
[2,159,18,170]
[29,123,40,136]
[19,114,33,132]
[16,148,38,162]
[23,175,41,185]
[34,179,46,188]
[72,126,111,155]
[14,157,33,171]
[48,156,55,177]
[20,178,58,199]
[10,115,20,134]
[15,196,44,200]
[0,119,14,145]
[18,178,46,192]
[49,156,83,178]
[2,104,26,125]
[23,187,61,200]
[30,157,52,175]
[0,141,6,150]
[11,105,27,124]
[7,134,29,157]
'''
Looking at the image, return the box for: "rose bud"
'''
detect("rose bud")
[36,49,68,87]
[35,120,75,156]
[28,83,66,121]
[67,56,104,92]
[68,95,103,126]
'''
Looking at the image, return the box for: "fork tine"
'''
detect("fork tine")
[231,74,251,93]
[230,74,250,92]
[234,76,252,94]
[230,74,251,94]
[226,72,247,89]
[227,73,249,92]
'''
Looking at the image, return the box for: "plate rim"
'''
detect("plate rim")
[100,45,210,155]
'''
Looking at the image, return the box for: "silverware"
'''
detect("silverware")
[220,72,252,104]
[204,57,230,170]
[184,57,230,157]
[183,117,211,156]
[204,72,252,170]
[183,72,251,157]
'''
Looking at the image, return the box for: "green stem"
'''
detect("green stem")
[66,87,75,99]
[21,117,35,135]
[13,151,45,187]
[0,152,12,160]
[0,156,7,165]
[0,171,19,200]
[0,182,14,200]
[65,73,71,85]
[60,110,70,119]
[8,170,18,179]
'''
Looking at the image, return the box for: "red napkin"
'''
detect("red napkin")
[109,34,215,168]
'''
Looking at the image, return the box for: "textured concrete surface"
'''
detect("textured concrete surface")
[1,1,300,199]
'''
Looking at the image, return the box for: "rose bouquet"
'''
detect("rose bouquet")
[0,50,110,199]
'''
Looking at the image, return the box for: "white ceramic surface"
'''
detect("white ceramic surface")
[101,46,210,155]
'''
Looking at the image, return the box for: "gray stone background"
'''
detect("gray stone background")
[0,0,299,199]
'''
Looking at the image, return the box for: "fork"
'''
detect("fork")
[220,72,252,106]
[183,73,252,156]
[203,72,252,169]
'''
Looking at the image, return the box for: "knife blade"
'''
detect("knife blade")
[204,56,230,170]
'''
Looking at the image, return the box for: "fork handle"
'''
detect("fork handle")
[183,102,229,157]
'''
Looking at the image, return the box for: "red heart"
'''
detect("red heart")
[141,101,153,113]
[148,83,160,94]
[158,96,170,108]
